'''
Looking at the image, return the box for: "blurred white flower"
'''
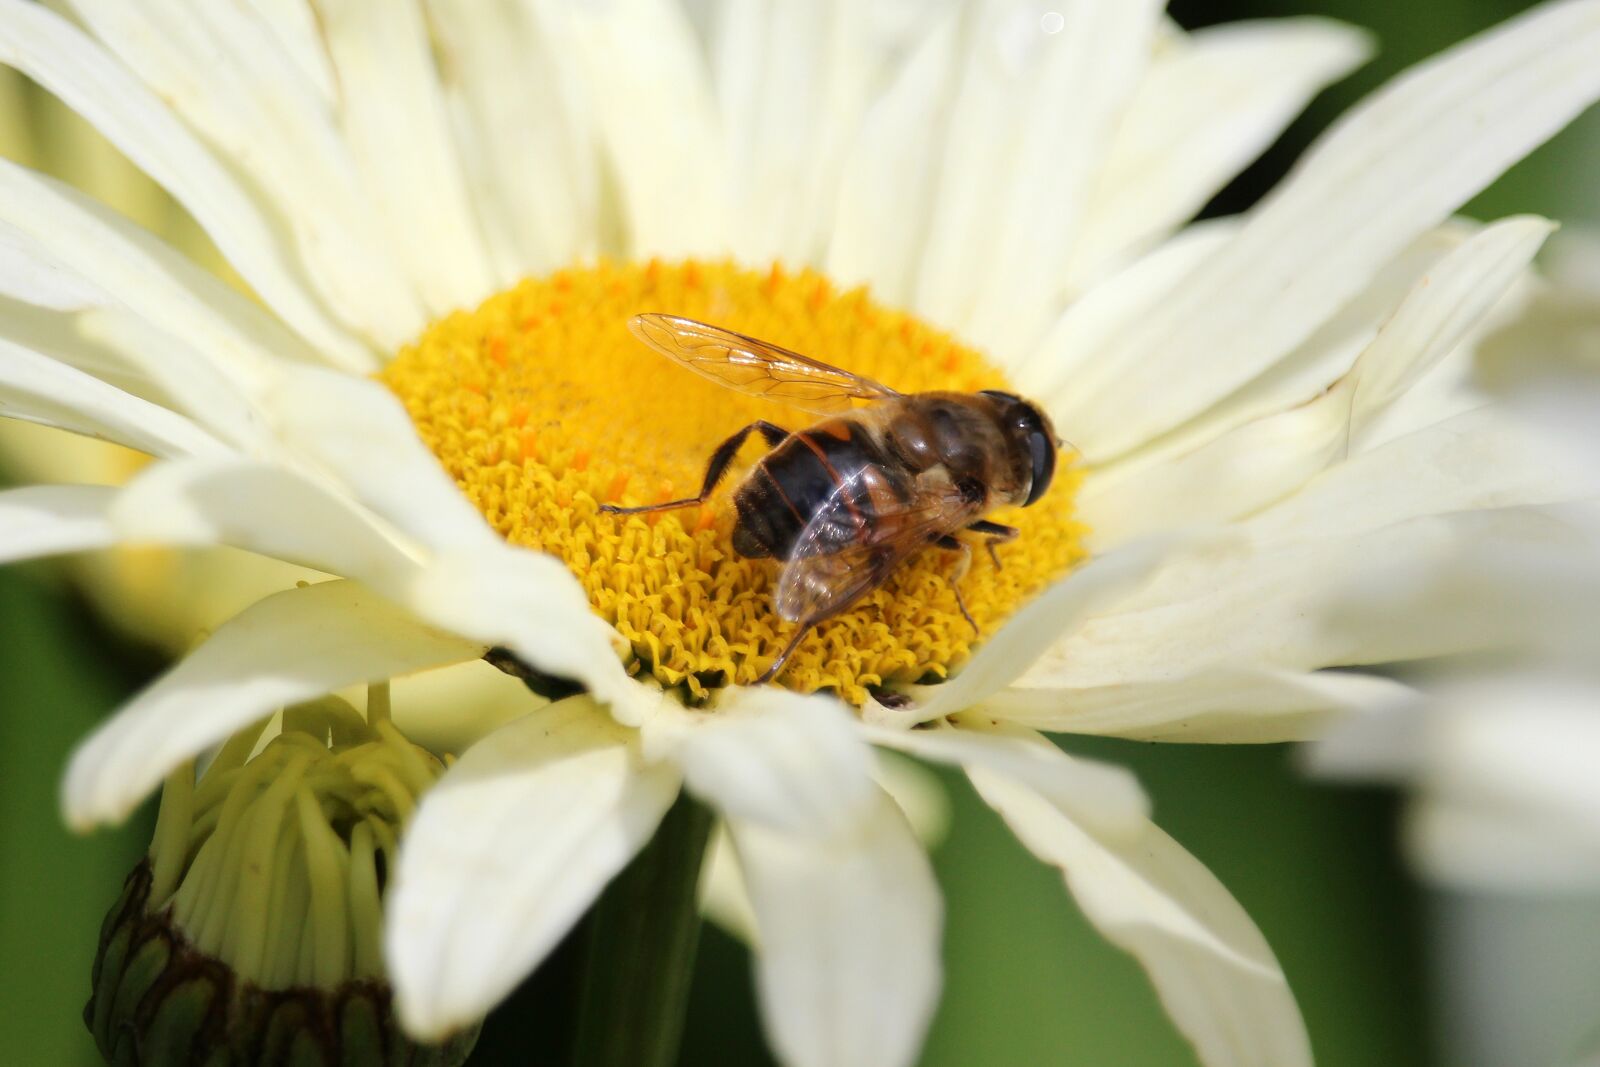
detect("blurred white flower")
[1305,257,1600,1067]
[1309,279,1600,892]
[1,3,1599,1067]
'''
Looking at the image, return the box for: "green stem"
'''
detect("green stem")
[570,792,713,1067]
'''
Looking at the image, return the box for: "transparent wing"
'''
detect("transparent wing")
[775,471,981,624]
[629,313,899,415]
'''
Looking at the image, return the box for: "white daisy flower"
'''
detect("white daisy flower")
[3,2,1600,1066]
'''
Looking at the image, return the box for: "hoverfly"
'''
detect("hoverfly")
[601,314,1061,684]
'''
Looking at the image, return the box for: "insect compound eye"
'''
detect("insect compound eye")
[988,392,1057,506]
[1022,422,1056,506]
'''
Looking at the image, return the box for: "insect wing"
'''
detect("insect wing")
[775,471,979,624]
[629,313,898,415]
[775,540,901,626]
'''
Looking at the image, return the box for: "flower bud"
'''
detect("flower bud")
[85,694,478,1065]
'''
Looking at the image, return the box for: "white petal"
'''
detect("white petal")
[1025,492,1571,707]
[565,0,725,259]
[710,0,831,265]
[388,697,681,1038]
[731,788,942,1067]
[1407,693,1600,891]
[1311,504,1600,670]
[991,666,1413,743]
[1077,216,1555,546]
[711,0,938,266]
[1410,797,1600,891]
[0,303,156,406]
[1345,215,1554,437]
[268,370,653,724]
[0,483,114,563]
[0,154,292,387]
[922,1,1165,359]
[1017,217,1239,403]
[972,768,1310,1067]
[965,2,1167,355]
[244,0,338,105]
[317,0,495,315]
[67,0,426,348]
[650,687,876,837]
[1077,399,1342,553]
[0,1,372,367]
[1246,406,1574,545]
[698,824,760,946]
[862,719,1150,840]
[1299,698,1423,784]
[879,531,1193,722]
[1181,222,1471,456]
[382,658,550,757]
[421,0,599,279]
[1028,223,1464,465]
[404,548,652,728]
[0,336,228,458]
[110,456,420,583]
[1067,18,1372,287]
[1315,676,1600,890]
[696,749,954,949]
[873,747,953,848]
[73,308,278,456]
[267,366,502,555]
[1054,0,1600,460]
[825,8,961,304]
[61,579,482,829]
[1505,381,1600,493]
[0,221,111,310]
[1333,303,1496,459]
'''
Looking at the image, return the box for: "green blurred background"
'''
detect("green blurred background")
[2,1,1595,1064]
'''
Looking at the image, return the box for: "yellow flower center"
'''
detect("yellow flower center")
[383,260,1087,704]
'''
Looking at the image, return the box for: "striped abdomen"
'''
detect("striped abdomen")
[732,417,908,560]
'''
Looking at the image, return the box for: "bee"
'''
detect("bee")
[601,314,1062,684]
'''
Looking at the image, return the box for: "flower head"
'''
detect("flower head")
[383,258,1089,701]
[4,2,1600,1066]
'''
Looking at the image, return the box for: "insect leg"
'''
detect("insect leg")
[751,420,790,447]
[967,519,1019,539]
[966,519,1019,570]
[600,420,788,514]
[754,623,812,684]
[936,535,979,634]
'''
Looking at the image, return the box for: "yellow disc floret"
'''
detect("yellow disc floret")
[383,260,1087,704]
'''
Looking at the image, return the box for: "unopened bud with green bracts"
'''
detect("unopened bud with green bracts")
[85,689,479,1066]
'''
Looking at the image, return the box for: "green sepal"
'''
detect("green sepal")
[86,861,481,1067]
